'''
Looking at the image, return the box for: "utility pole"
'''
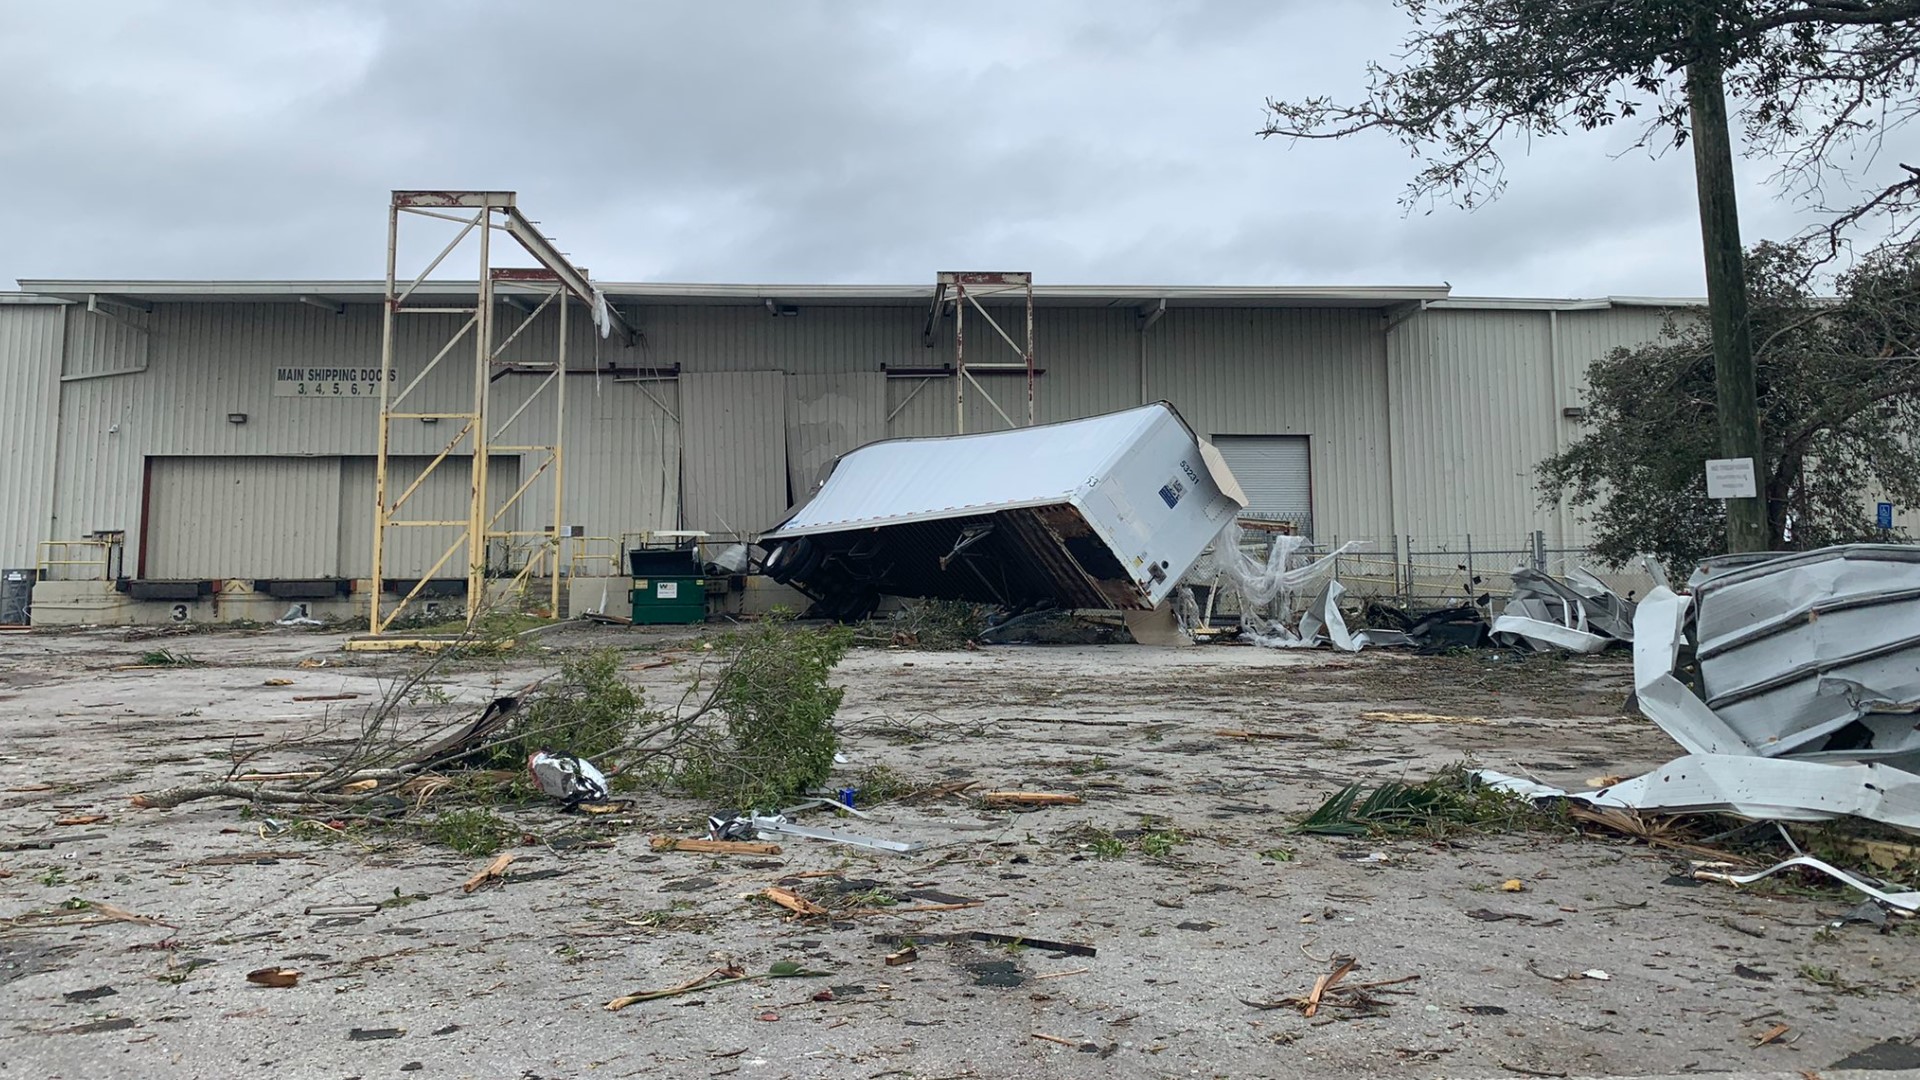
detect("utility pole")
[1687,48,1769,553]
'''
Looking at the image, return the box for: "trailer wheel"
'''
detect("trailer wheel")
[763,538,814,583]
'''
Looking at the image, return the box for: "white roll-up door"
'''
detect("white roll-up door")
[1210,435,1312,536]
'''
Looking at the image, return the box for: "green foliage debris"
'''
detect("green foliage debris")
[428,807,518,856]
[1296,765,1559,838]
[675,618,853,809]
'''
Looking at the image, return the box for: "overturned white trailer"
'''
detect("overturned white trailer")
[759,403,1247,620]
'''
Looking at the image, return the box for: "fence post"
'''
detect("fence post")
[1404,535,1414,605]
[1465,534,1475,599]
[1532,529,1547,572]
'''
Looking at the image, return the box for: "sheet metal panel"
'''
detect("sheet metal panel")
[787,372,885,499]
[0,305,63,567]
[679,371,788,538]
[145,456,342,578]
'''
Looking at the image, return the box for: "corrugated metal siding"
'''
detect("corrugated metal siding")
[337,455,521,579]
[787,372,885,498]
[680,371,788,537]
[64,306,149,378]
[1147,308,1390,546]
[145,456,342,578]
[1387,310,1555,548]
[0,305,63,567]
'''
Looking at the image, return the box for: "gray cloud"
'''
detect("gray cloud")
[3,0,1916,296]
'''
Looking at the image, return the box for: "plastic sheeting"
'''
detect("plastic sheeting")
[1195,524,1385,650]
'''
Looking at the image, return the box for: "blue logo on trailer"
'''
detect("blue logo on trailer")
[1878,502,1895,530]
[1159,478,1186,508]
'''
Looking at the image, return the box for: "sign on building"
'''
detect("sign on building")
[273,366,394,398]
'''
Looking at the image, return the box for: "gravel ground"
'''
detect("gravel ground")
[2,624,1917,1079]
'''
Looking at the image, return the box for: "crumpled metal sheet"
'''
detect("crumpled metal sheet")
[1477,754,1920,835]
[1490,566,1634,654]
[1691,545,1920,764]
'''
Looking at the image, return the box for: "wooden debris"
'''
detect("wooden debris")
[193,850,308,866]
[293,693,360,702]
[850,901,985,917]
[1754,1023,1791,1047]
[764,887,828,917]
[1500,879,1526,893]
[246,967,301,988]
[1244,958,1418,1018]
[336,779,379,794]
[1358,710,1489,725]
[980,792,1082,808]
[885,945,918,966]
[262,678,294,687]
[232,772,325,783]
[1031,1032,1094,1049]
[1034,967,1090,980]
[54,815,106,826]
[1305,957,1355,1018]
[650,837,782,856]
[1214,729,1302,741]
[605,963,832,1011]
[461,853,517,893]
[902,780,978,802]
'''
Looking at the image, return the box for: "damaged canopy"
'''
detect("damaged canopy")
[759,403,1247,618]
[1485,544,1920,836]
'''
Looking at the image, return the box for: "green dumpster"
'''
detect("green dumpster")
[630,576,707,625]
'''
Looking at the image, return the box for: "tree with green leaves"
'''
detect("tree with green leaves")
[1263,1,1920,554]
[1539,241,1920,570]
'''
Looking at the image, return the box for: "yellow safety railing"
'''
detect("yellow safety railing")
[36,535,125,582]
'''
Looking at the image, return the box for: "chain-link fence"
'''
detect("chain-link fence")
[1283,532,1660,607]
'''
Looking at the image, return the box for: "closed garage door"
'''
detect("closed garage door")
[1210,435,1312,536]
[144,457,341,579]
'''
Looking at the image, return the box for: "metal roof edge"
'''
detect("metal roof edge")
[13,279,1453,308]
[0,292,73,305]
[1432,295,1708,311]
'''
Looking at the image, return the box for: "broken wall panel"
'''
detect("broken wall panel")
[787,372,885,500]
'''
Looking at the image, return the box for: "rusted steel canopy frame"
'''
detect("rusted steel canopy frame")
[371,190,595,634]
[935,271,1035,434]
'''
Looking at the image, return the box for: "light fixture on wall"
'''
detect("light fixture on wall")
[227,412,248,424]
[421,416,440,424]
[1561,407,1588,421]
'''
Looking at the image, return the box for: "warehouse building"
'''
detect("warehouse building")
[0,275,1692,626]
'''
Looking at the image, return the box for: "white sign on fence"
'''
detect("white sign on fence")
[1705,457,1758,499]
[273,366,395,399]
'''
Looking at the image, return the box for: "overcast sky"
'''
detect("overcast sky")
[3,0,1915,298]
